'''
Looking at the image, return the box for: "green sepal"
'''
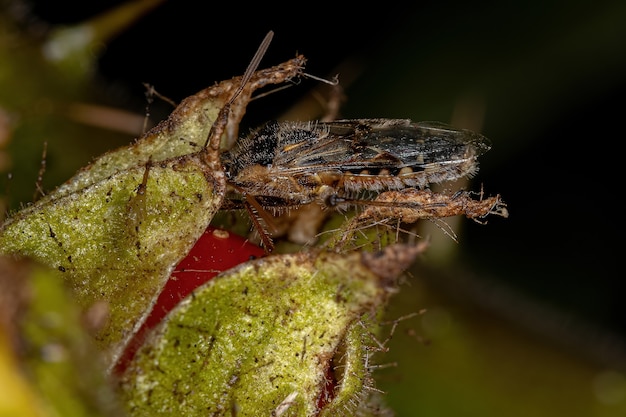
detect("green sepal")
[120,248,416,416]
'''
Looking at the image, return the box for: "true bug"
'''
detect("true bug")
[221,118,490,209]
[218,117,496,250]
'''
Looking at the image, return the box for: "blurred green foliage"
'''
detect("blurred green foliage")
[0,0,164,211]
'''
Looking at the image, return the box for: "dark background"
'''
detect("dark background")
[5,0,626,415]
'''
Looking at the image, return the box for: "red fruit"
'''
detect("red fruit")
[114,227,265,375]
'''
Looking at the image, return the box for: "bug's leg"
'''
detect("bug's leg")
[241,194,275,253]
[319,82,344,122]
[226,182,277,252]
[126,159,152,257]
[279,71,342,122]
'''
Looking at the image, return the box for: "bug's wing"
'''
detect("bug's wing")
[271,119,491,175]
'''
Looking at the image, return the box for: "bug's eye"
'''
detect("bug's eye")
[326,194,344,207]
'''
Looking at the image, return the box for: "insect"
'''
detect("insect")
[218,118,496,249]
[222,118,490,208]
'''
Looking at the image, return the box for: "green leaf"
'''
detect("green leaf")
[0,57,305,369]
[120,247,420,416]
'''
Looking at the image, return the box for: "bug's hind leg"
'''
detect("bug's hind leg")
[242,194,276,253]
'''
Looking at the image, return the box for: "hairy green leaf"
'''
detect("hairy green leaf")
[0,57,305,369]
[120,247,420,416]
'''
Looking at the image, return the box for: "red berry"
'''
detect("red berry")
[114,227,264,374]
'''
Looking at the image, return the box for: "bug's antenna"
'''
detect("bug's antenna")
[204,31,274,150]
[231,30,274,106]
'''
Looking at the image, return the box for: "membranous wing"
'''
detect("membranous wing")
[222,119,492,206]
